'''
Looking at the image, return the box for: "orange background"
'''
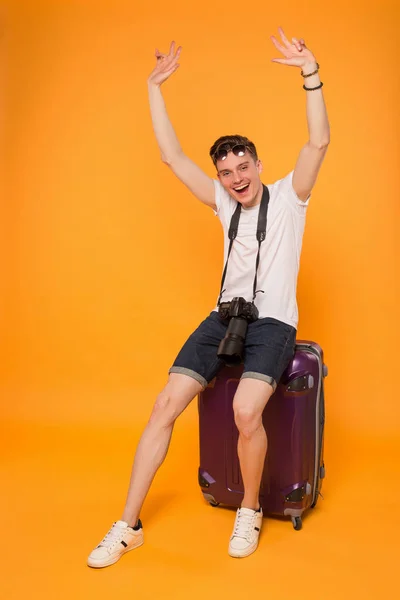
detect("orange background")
[1,1,399,598]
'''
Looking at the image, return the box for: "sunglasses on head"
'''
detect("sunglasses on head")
[212,143,254,164]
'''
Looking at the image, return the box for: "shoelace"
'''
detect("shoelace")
[99,523,126,547]
[232,510,256,541]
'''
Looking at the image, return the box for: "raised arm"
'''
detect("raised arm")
[271,28,330,202]
[147,42,216,209]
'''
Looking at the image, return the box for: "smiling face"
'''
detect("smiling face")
[216,150,263,207]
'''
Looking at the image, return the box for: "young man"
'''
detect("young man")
[88,28,329,567]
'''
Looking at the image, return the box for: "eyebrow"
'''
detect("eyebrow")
[218,161,249,175]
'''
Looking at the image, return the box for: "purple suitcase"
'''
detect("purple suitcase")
[198,341,327,530]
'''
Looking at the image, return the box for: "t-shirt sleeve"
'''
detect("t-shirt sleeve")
[278,170,311,213]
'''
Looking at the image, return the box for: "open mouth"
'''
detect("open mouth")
[233,183,250,195]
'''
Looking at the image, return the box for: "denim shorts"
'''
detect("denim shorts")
[169,311,296,391]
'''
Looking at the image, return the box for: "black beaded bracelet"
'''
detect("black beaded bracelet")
[303,82,324,91]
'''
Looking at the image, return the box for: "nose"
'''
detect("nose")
[232,171,243,185]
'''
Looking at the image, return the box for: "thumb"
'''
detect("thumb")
[271,58,290,64]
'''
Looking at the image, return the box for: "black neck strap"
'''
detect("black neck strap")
[217,184,270,306]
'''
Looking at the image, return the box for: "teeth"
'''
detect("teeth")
[235,184,249,191]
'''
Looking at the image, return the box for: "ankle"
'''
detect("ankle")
[121,515,139,528]
[241,501,261,511]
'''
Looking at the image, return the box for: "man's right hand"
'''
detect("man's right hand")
[147,41,216,210]
[148,41,182,87]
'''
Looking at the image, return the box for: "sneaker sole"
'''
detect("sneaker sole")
[228,540,259,558]
[87,539,144,568]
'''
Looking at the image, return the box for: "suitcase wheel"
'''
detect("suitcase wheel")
[202,492,220,507]
[291,516,303,531]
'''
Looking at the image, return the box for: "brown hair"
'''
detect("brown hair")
[209,134,258,166]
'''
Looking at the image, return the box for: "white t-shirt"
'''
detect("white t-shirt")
[212,171,310,329]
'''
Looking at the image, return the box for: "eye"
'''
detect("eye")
[240,165,248,171]
[222,171,230,177]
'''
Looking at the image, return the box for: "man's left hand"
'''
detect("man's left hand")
[270,27,316,68]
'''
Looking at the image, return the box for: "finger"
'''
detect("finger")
[165,64,180,77]
[163,50,179,70]
[278,27,292,49]
[155,48,175,69]
[292,37,303,52]
[175,45,182,60]
[271,58,291,65]
[270,35,287,55]
[169,41,176,57]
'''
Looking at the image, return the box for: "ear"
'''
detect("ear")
[257,159,263,175]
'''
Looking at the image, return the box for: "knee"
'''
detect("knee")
[233,405,263,439]
[149,391,178,428]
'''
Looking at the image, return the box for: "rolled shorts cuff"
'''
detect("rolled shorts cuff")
[168,366,208,390]
[241,371,277,391]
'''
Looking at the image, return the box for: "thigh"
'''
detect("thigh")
[169,311,226,389]
[242,317,296,391]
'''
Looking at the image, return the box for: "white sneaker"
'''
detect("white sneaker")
[228,507,263,558]
[87,519,144,568]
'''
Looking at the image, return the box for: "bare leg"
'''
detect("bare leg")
[121,373,203,526]
[233,378,274,510]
